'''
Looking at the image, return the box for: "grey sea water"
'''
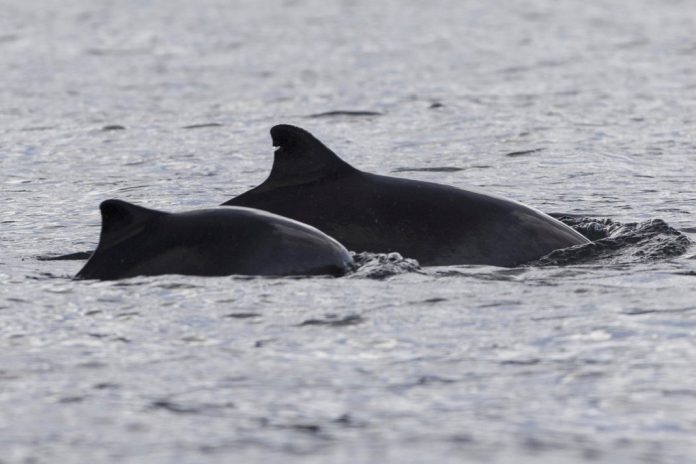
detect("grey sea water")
[2,1,696,463]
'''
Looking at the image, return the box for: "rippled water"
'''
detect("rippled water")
[2,1,696,463]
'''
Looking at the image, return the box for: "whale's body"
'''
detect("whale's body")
[225,125,589,267]
[76,200,353,280]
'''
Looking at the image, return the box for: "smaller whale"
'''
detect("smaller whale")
[76,200,353,280]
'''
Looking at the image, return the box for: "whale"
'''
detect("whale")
[75,199,353,280]
[223,124,590,267]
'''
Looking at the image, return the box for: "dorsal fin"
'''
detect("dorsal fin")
[97,199,165,249]
[261,124,357,189]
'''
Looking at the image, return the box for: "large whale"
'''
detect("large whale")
[224,125,589,267]
[76,199,353,280]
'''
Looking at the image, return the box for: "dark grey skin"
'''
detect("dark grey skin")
[224,124,590,267]
[76,199,353,280]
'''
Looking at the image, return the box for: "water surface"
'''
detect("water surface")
[1,1,695,463]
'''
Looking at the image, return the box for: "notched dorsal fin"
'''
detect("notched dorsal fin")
[264,124,357,188]
[97,199,164,248]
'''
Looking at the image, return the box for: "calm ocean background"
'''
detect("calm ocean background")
[1,1,695,463]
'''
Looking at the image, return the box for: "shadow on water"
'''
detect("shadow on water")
[37,251,93,261]
[306,110,383,118]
